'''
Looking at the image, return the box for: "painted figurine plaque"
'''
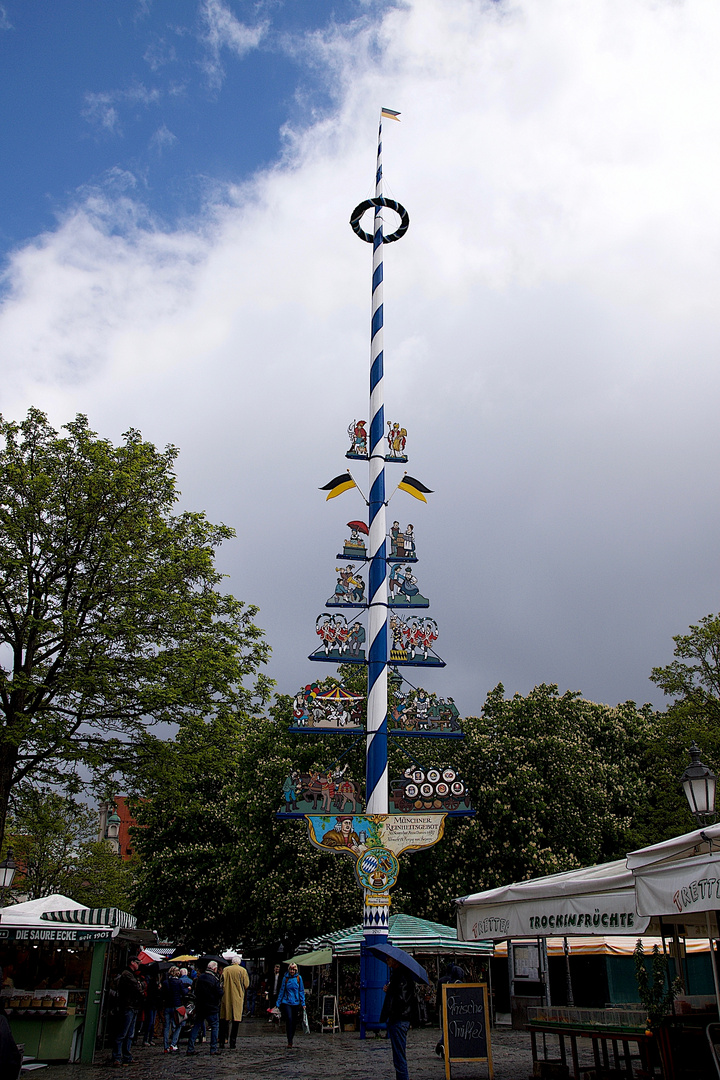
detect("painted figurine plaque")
[327,564,367,607]
[337,520,369,561]
[290,683,365,734]
[389,687,462,737]
[386,422,408,462]
[389,615,444,666]
[388,564,428,607]
[388,521,418,562]
[277,765,364,818]
[311,614,366,662]
[347,420,369,459]
[390,766,474,816]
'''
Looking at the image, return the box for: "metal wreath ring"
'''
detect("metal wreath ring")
[349,197,410,244]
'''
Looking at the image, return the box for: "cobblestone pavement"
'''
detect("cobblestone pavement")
[46,1020,601,1080]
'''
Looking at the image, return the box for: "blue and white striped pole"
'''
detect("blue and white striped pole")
[361,113,391,1036]
[365,115,389,820]
[349,109,408,1036]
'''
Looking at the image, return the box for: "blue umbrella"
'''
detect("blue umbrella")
[364,940,429,984]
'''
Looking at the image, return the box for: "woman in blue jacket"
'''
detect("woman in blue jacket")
[275,963,305,1048]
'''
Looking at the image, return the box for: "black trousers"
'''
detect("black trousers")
[281,1003,301,1046]
[219,1019,240,1047]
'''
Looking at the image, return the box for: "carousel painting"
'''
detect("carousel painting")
[388,686,462,737]
[277,764,365,819]
[388,615,444,666]
[389,766,474,816]
[337,520,369,561]
[290,683,365,734]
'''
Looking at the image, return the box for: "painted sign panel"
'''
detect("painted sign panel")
[441,983,493,1080]
[388,615,444,666]
[311,614,366,662]
[278,769,364,818]
[389,687,462,738]
[390,767,473,816]
[290,683,364,733]
[305,813,446,857]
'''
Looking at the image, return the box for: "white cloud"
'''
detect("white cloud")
[82,83,162,136]
[0,5,12,30]
[3,0,720,713]
[149,124,178,153]
[199,0,267,87]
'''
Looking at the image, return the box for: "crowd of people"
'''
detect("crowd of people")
[108,953,471,1079]
[109,955,309,1065]
[110,955,253,1064]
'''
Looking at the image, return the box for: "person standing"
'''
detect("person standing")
[275,962,305,1049]
[186,961,223,1056]
[0,1013,22,1080]
[380,958,417,1080]
[268,963,282,1022]
[112,957,145,1066]
[161,966,186,1053]
[219,958,249,1049]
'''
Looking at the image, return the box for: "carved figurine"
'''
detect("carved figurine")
[388,521,417,561]
[327,565,366,605]
[388,564,428,607]
[347,420,368,458]
[386,421,408,461]
[339,520,369,560]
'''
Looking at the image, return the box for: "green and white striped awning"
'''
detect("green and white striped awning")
[297,913,493,958]
[42,907,137,929]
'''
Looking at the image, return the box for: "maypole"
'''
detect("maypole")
[277,108,474,1037]
[363,113,391,1027]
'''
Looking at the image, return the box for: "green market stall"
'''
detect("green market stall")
[0,894,154,1063]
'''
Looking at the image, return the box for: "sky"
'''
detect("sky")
[1,0,719,718]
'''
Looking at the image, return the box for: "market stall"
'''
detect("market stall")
[296,913,493,1029]
[0,894,154,1063]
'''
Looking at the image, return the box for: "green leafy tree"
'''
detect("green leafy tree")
[630,613,720,844]
[395,684,657,923]
[131,698,365,950]
[5,786,135,907]
[0,408,270,848]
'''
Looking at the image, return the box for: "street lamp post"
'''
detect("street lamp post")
[680,743,717,825]
[0,847,16,904]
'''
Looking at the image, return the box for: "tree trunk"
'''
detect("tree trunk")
[0,742,18,852]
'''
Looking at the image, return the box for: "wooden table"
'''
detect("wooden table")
[528,1020,658,1079]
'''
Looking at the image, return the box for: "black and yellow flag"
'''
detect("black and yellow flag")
[398,474,433,503]
[320,473,357,500]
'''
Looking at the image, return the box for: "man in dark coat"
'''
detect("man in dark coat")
[112,957,145,1065]
[186,961,223,1055]
[379,958,417,1080]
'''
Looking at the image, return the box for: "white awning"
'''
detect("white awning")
[456,860,650,941]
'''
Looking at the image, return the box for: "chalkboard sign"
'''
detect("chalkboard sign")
[441,982,493,1080]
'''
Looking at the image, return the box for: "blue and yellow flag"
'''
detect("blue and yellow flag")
[381,108,401,121]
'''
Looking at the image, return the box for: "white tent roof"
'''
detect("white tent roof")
[1,894,89,924]
[455,860,648,941]
[457,859,630,906]
[626,822,720,870]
